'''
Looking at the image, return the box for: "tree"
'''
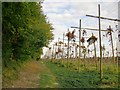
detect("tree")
[2,2,53,67]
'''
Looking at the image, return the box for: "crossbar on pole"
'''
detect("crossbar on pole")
[86,14,120,22]
[71,27,107,31]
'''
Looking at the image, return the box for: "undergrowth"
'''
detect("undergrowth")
[2,59,33,87]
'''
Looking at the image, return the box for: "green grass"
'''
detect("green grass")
[44,59,119,88]
[39,61,59,88]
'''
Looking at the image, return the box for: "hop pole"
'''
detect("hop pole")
[98,4,102,82]
[67,28,69,68]
[86,4,120,82]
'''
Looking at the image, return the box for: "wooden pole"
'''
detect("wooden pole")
[62,33,65,64]
[75,45,77,58]
[57,38,60,59]
[92,33,97,58]
[94,42,97,58]
[79,19,82,58]
[52,44,54,60]
[116,48,118,69]
[98,4,102,82]
[63,33,65,43]
[79,19,81,71]
[78,19,81,72]
[67,28,69,68]
[110,31,115,63]
[62,33,65,58]
[92,33,97,69]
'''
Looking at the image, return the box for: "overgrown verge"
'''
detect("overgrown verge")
[2,59,32,87]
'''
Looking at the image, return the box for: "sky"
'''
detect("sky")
[41,0,119,58]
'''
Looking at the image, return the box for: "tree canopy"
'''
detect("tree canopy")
[2,2,53,67]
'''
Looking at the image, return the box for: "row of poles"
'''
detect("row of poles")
[49,4,119,82]
[70,4,119,81]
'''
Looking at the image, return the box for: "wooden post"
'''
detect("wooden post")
[78,19,81,72]
[98,4,102,82]
[92,33,97,58]
[110,28,115,63]
[75,45,77,58]
[116,48,118,69]
[94,41,97,58]
[63,33,65,44]
[62,33,65,64]
[52,44,54,62]
[67,28,69,68]
[92,33,97,69]
[79,19,82,58]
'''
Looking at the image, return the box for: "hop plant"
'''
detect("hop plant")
[80,37,85,43]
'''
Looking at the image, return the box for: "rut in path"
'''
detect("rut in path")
[3,60,58,88]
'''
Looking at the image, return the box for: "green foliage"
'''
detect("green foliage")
[2,2,53,67]
[39,66,59,88]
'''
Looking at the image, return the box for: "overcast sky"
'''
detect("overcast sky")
[41,0,119,57]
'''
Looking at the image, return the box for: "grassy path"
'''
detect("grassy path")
[39,61,59,88]
[3,60,59,88]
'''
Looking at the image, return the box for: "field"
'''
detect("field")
[2,1,120,89]
[42,58,119,88]
[2,58,119,88]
